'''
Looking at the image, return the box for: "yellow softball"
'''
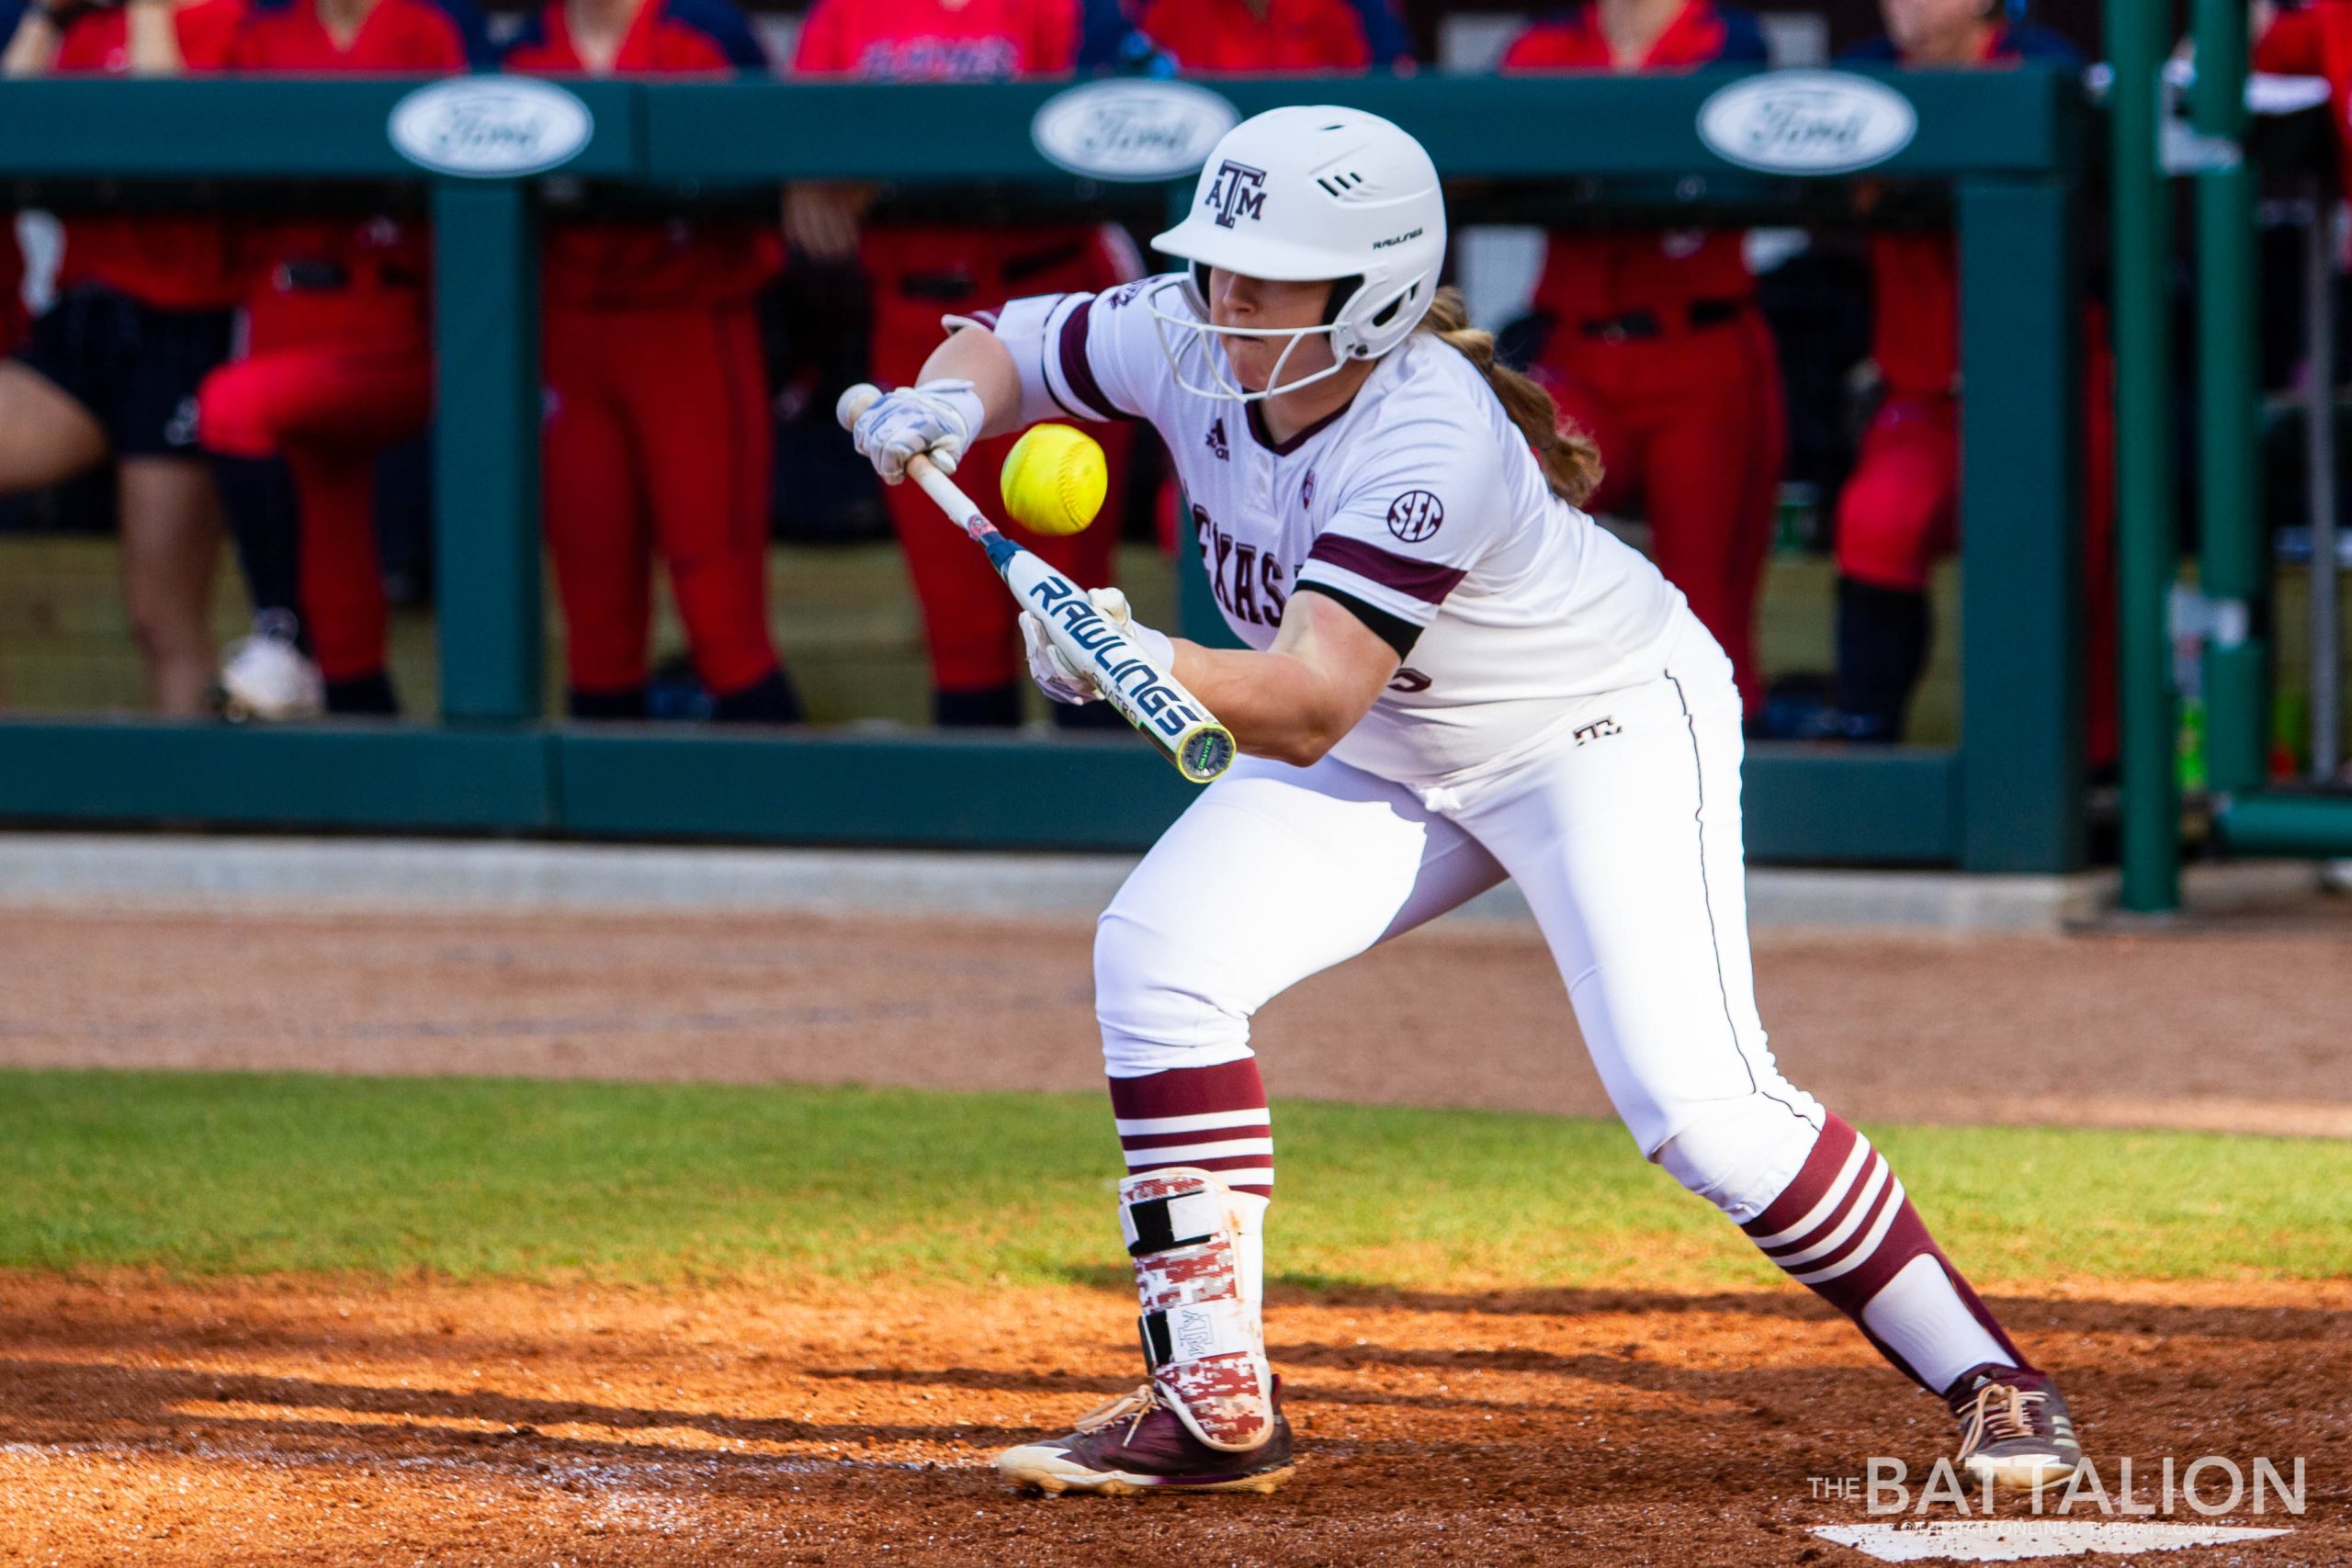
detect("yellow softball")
[1001,423,1108,537]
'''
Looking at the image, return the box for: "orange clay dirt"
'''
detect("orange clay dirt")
[0,900,2347,1564]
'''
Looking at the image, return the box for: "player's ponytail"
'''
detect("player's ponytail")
[1414,288,1604,507]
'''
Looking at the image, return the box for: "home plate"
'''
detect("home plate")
[1809,1521,2291,1562]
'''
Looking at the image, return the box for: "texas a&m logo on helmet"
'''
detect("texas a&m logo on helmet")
[1204,160,1269,229]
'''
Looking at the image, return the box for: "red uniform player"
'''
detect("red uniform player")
[1133,0,1410,73]
[196,0,484,716]
[506,0,799,722]
[2256,4,2352,195]
[792,0,1142,728]
[1500,0,1782,721]
[0,0,247,716]
[1826,5,2116,762]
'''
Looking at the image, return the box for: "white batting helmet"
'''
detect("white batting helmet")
[1147,106,1447,402]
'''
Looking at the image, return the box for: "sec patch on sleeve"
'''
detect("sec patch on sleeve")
[1386,490,1444,543]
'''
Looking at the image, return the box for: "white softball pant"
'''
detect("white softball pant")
[1095,609,1828,1222]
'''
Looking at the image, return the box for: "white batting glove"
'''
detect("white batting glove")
[851,379,985,483]
[1021,587,1174,706]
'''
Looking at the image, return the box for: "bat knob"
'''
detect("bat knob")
[835,382,883,433]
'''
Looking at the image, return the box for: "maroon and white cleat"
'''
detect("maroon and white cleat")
[1948,1363,2083,1490]
[994,1377,1296,1496]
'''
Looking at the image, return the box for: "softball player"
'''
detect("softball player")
[854,107,2083,1496]
[1813,0,2116,761]
[0,0,246,717]
[506,0,800,724]
[791,0,1142,729]
[196,0,485,716]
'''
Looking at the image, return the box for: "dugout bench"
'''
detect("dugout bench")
[0,68,2096,870]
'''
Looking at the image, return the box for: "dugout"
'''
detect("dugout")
[0,66,2098,871]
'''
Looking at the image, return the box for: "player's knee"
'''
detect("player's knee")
[1653,1093,1826,1226]
[1093,905,1252,1077]
[196,369,273,459]
[1834,481,1939,592]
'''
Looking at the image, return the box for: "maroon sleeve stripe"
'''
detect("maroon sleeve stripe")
[1056,297,1119,421]
[1305,535,1466,605]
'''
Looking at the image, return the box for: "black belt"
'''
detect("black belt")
[1577,298,1747,343]
[273,260,424,294]
[897,240,1090,301]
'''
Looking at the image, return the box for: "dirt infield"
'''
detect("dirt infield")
[0,1273,2343,1566]
[0,900,2346,1136]
[1,899,2348,1562]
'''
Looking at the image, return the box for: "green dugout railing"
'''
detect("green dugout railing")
[2106,1,2352,910]
[0,69,2092,867]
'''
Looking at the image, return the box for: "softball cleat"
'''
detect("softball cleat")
[217,611,324,723]
[1947,1363,2083,1489]
[995,1379,1295,1496]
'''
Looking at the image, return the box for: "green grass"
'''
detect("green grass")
[0,1070,2344,1290]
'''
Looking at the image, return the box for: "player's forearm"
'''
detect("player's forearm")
[3,8,62,74]
[126,0,187,72]
[1167,642,1363,767]
[915,327,1023,440]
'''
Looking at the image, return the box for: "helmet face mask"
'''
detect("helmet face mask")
[1148,106,1447,406]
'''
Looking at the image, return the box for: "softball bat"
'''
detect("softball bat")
[837,384,1235,784]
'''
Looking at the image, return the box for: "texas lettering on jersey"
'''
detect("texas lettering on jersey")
[1193,504,1290,628]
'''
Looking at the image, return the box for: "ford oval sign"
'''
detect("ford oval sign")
[1697,71,1917,175]
[1032,80,1239,183]
[389,78,594,178]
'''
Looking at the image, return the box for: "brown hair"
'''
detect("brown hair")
[1414,287,1604,506]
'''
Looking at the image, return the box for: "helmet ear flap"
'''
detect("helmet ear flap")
[1322,275,1363,330]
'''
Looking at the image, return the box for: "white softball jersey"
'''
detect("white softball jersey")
[990,278,1690,788]
[993,276,1833,1183]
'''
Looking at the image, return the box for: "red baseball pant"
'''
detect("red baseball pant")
[198,313,430,684]
[541,301,779,699]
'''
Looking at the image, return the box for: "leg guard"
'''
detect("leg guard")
[1119,1168,1272,1453]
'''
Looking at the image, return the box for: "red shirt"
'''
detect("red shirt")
[225,0,478,323]
[2257,3,2352,207]
[793,0,1096,287]
[1848,23,2079,399]
[1502,2,1764,327]
[505,0,782,310]
[52,0,245,310]
[1135,0,1382,73]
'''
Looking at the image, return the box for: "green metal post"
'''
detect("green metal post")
[1956,176,2084,872]
[2193,0,2267,795]
[2109,0,2182,910]
[431,180,543,724]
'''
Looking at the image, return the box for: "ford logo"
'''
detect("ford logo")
[1032,80,1240,183]
[1696,71,1917,176]
[389,78,594,178]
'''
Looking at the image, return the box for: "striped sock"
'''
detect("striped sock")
[1108,1057,1272,1198]
[1741,1114,2025,1392]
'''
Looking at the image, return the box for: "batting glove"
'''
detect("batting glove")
[851,379,985,483]
[1021,587,1174,705]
